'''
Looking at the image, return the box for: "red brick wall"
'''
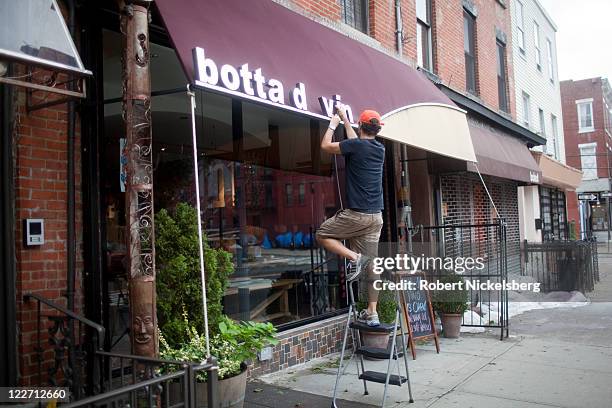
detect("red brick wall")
[12,81,83,385]
[432,0,516,117]
[561,78,609,179]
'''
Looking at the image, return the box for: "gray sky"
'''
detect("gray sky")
[538,0,611,81]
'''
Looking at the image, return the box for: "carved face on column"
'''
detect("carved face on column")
[132,302,154,355]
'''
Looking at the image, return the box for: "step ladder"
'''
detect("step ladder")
[332,278,414,407]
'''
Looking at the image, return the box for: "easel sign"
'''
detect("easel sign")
[399,272,440,359]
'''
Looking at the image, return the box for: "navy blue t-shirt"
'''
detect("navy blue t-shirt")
[339,138,385,212]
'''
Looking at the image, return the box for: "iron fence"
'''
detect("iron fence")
[521,238,600,293]
[24,293,219,407]
[406,220,509,339]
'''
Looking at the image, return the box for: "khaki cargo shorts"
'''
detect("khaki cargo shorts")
[316,209,383,301]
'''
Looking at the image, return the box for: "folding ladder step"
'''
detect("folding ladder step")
[349,321,395,333]
[355,346,403,360]
[359,371,407,386]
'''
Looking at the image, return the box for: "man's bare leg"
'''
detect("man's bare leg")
[318,236,378,315]
[316,236,359,261]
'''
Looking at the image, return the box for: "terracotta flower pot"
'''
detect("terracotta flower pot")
[439,313,462,338]
[360,331,391,360]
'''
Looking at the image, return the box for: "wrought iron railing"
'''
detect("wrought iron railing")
[521,238,600,293]
[406,220,510,340]
[24,292,106,399]
[24,293,219,407]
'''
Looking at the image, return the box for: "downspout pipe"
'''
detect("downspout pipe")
[67,0,76,312]
[395,0,413,239]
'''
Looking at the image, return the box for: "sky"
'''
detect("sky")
[537,0,612,81]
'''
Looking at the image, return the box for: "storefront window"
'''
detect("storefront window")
[102,31,351,332]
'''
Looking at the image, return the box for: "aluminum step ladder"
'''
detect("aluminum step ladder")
[331,278,414,407]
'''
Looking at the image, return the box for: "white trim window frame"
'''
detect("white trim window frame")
[533,21,541,70]
[515,0,525,53]
[576,98,595,133]
[522,91,531,127]
[551,114,559,159]
[416,0,433,71]
[578,142,597,180]
[546,38,554,82]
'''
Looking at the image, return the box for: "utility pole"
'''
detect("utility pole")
[120,0,157,358]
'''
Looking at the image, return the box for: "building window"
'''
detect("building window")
[463,10,477,94]
[285,183,293,206]
[515,0,525,52]
[576,98,595,133]
[497,40,509,112]
[342,0,368,33]
[551,114,559,159]
[533,21,541,70]
[522,92,531,127]
[416,0,432,70]
[298,183,305,205]
[579,142,597,180]
[546,38,554,82]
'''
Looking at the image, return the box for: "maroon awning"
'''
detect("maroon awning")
[467,122,541,184]
[156,0,476,162]
[156,0,451,116]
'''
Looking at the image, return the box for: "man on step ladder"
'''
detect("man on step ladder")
[317,103,385,327]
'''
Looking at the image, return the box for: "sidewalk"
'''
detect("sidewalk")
[248,255,612,407]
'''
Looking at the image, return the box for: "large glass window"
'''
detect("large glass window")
[102,30,353,335]
[416,0,432,71]
[342,0,368,33]
[463,10,477,94]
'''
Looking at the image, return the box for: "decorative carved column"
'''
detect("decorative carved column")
[120,0,157,358]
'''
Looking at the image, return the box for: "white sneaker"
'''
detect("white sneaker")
[346,254,370,282]
[358,309,381,327]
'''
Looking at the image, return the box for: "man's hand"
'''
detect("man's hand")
[336,102,347,122]
[329,114,341,130]
[336,102,358,139]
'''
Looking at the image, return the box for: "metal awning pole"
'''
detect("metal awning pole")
[188,85,211,358]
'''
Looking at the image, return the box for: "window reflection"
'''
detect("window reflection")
[151,92,350,326]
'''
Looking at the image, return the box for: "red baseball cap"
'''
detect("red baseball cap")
[359,110,384,125]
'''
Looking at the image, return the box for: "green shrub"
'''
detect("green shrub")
[155,203,234,347]
[431,273,469,315]
[357,289,397,324]
[160,312,277,380]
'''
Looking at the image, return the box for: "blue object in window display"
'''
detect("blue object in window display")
[262,233,273,249]
[303,233,312,248]
[294,231,304,248]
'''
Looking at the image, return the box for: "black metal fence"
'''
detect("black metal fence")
[521,239,600,293]
[24,293,219,407]
[406,220,509,339]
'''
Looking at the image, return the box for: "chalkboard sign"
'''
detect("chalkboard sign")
[400,272,440,359]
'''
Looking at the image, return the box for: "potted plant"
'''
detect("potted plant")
[357,289,397,356]
[160,313,277,408]
[155,203,278,407]
[432,273,469,338]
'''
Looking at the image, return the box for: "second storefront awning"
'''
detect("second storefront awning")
[466,122,541,184]
[532,152,582,190]
[155,0,476,163]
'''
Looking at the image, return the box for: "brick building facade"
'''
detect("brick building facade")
[1,0,548,387]
[561,77,612,237]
